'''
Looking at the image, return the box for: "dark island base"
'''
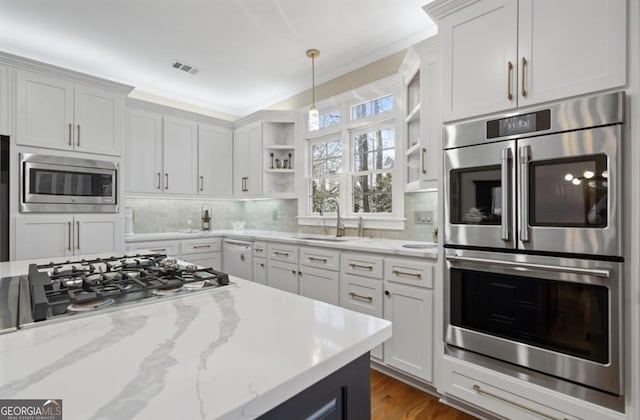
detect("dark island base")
[259,352,371,420]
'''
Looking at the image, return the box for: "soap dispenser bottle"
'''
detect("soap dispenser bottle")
[201,203,212,231]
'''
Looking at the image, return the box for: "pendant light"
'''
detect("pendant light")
[306,48,320,131]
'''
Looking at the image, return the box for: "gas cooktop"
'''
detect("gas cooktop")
[26,253,232,324]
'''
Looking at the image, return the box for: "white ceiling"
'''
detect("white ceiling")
[0,0,436,118]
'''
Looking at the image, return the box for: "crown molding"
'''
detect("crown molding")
[126,98,234,128]
[423,0,482,23]
[0,50,134,94]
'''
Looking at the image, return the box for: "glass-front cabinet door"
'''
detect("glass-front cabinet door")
[445,140,516,249]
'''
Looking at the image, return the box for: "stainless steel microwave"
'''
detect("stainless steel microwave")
[20,153,117,213]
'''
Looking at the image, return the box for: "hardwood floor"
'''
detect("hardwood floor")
[371,370,477,420]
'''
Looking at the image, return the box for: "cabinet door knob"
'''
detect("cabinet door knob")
[291,269,297,275]
[384,290,390,296]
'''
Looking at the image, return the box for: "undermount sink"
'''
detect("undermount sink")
[298,237,349,242]
[401,244,433,249]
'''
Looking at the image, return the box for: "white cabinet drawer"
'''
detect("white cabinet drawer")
[448,371,579,420]
[341,253,383,279]
[181,238,221,254]
[126,240,180,256]
[182,252,221,270]
[268,243,299,263]
[385,258,434,289]
[253,241,267,258]
[340,273,383,317]
[300,247,341,271]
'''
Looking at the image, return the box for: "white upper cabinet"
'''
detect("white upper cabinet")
[517,0,626,107]
[198,123,233,196]
[0,64,9,135]
[125,109,163,194]
[16,70,75,150]
[434,0,626,122]
[16,70,127,155]
[441,0,518,122]
[163,116,198,195]
[233,121,262,196]
[74,84,124,155]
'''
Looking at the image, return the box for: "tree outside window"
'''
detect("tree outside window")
[352,127,394,213]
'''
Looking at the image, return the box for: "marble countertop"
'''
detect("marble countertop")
[125,230,439,259]
[0,276,391,419]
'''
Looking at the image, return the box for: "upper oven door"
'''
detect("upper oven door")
[445,140,516,249]
[517,125,621,257]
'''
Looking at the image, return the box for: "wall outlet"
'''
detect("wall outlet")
[272,210,278,221]
[414,210,433,224]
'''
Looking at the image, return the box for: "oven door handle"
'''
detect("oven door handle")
[519,145,531,242]
[446,255,610,278]
[501,147,511,242]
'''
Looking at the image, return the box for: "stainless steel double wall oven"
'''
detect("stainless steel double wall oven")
[444,92,625,408]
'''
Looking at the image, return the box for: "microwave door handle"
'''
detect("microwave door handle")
[446,256,611,278]
[501,148,511,242]
[519,146,531,242]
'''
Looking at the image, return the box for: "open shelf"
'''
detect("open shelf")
[405,103,421,123]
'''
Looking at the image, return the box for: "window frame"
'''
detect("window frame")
[298,75,405,230]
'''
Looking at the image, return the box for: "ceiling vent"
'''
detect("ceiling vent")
[171,60,199,75]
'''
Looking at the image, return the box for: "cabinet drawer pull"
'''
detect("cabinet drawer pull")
[156,172,161,189]
[308,256,328,263]
[521,57,528,97]
[149,248,166,253]
[274,251,289,257]
[76,221,80,249]
[67,222,72,250]
[200,175,204,192]
[193,245,211,249]
[472,385,566,420]
[421,148,427,174]
[77,124,80,146]
[349,263,373,271]
[68,123,72,146]
[241,177,248,192]
[165,173,169,190]
[507,61,513,100]
[349,292,373,302]
[392,269,421,279]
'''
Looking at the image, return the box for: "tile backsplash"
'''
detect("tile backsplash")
[126,191,437,241]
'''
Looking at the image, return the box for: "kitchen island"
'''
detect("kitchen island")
[0,268,391,419]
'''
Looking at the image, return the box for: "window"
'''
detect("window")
[352,127,395,213]
[310,137,342,213]
[351,95,394,120]
[300,76,403,228]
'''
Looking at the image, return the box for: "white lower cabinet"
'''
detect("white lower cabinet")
[299,266,339,305]
[16,215,123,260]
[126,240,180,256]
[267,260,299,294]
[340,273,384,360]
[253,257,267,285]
[183,252,221,270]
[383,281,433,382]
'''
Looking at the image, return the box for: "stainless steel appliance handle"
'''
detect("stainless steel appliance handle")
[519,146,530,242]
[472,385,567,420]
[67,222,71,251]
[447,255,610,278]
[501,148,511,242]
[76,221,80,249]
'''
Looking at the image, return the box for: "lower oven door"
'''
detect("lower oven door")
[445,249,622,395]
